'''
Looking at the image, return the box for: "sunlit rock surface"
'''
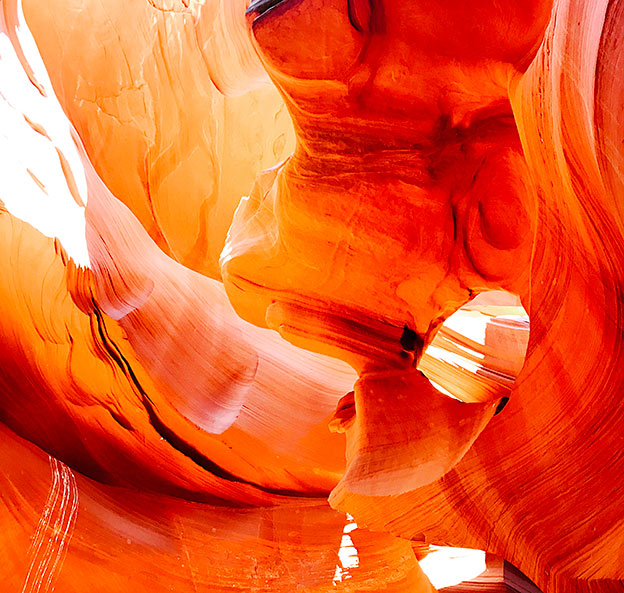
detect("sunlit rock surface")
[23,0,295,280]
[0,0,623,591]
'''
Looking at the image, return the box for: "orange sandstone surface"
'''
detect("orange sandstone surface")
[0,0,623,591]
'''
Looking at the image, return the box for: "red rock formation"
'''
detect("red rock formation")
[1,423,435,592]
[21,0,295,280]
[225,0,624,591]
[222,0,547,501]
[0,0,623,591]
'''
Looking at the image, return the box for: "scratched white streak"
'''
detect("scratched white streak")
[20,457,79,593]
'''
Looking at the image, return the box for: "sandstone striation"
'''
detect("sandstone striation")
[0,0,623,591]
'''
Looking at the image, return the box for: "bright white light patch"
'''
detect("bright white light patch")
[332,514,359,584]
[419,546,486,589]
[0,3,89,266]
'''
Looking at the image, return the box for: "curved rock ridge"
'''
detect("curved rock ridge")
[221,0,546,507]
[0,0,355,503]
[0,0,623,592]
[224,0,624,591]
[22,0,296,280]
[0,423,436,593]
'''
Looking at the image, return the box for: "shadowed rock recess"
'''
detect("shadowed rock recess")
[0,0,622,591]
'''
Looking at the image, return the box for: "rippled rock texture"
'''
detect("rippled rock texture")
[0,0,623,591]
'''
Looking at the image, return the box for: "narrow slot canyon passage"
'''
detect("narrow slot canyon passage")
[420,290,530,405]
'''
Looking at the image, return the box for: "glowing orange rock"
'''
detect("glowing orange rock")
[223,1,624,591]
[0,423,435,593]
[22,0,295,280]
[1,0,624,591]
[222,0,546,497]
[1,0,356,503]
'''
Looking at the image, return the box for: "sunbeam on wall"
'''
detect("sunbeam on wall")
[0,2,89,266]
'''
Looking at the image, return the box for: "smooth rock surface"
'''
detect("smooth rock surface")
[1,0,623,591]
